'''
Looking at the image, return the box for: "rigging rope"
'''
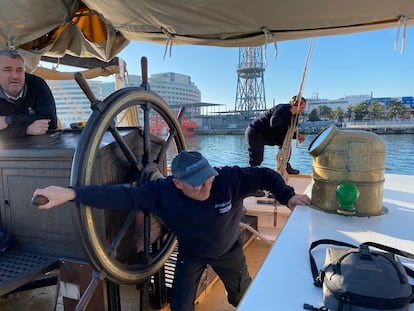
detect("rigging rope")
[275,38,315,181]
[262,27,278,67]
[162,27,175,59]
[394,15,407,54]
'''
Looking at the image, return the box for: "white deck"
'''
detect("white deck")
[243,174,311,242]
[238,174,414,310]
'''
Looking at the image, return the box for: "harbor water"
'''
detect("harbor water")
[181,133,414,176]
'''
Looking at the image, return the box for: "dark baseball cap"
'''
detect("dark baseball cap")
[171,151,218,187]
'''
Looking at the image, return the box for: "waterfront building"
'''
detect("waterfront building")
[48,72,413,133]
[305,94,414,115]
[306,97,350,114]
[370,96,414,109]
[102,74,201,105]
[48,72,201,129]
[102,73,201,115]
[305,94,371,114]
[149,73,201,108]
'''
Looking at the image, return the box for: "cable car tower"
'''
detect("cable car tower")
[234,47,266,116]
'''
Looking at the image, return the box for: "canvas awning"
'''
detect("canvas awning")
[1,0,413,67]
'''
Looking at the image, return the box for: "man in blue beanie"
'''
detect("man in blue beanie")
[34,150,311,310]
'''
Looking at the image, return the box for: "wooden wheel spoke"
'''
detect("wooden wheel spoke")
[71,86,187,284]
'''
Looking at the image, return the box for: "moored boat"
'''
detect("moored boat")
[151,114,198,136]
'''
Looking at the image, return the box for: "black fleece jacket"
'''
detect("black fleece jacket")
[0,72,57,139]
[248,104,297,146]
[74,165,295,259]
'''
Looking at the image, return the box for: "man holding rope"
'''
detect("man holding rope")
[245,95,307,190]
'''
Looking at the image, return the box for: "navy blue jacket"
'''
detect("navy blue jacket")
[0,72,57,138]
[74,166,295,259]
[248,104,297,146]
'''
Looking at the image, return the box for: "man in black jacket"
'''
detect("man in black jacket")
[33,150,311,311]
[0,49,57,139]
[245,95,307,175]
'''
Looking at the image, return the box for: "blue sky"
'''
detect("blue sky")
[101,27,414,110]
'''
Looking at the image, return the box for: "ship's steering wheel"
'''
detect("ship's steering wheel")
[70,57,186,284]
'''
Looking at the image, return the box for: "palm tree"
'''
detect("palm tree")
[370,101,384,120]
[346,105,353,121]
[353,101,369,120]
[309,108,320,121]
[333,107,344,121]
[386,101,405,120]
[318,105,332,120]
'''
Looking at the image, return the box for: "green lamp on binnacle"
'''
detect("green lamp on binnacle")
[336,182,359,216]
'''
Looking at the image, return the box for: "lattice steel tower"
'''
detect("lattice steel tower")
[234,47,266,115]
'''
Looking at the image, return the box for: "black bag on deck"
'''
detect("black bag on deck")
[307,239,414,311]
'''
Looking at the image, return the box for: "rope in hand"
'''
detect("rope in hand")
[275,38,315,181]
